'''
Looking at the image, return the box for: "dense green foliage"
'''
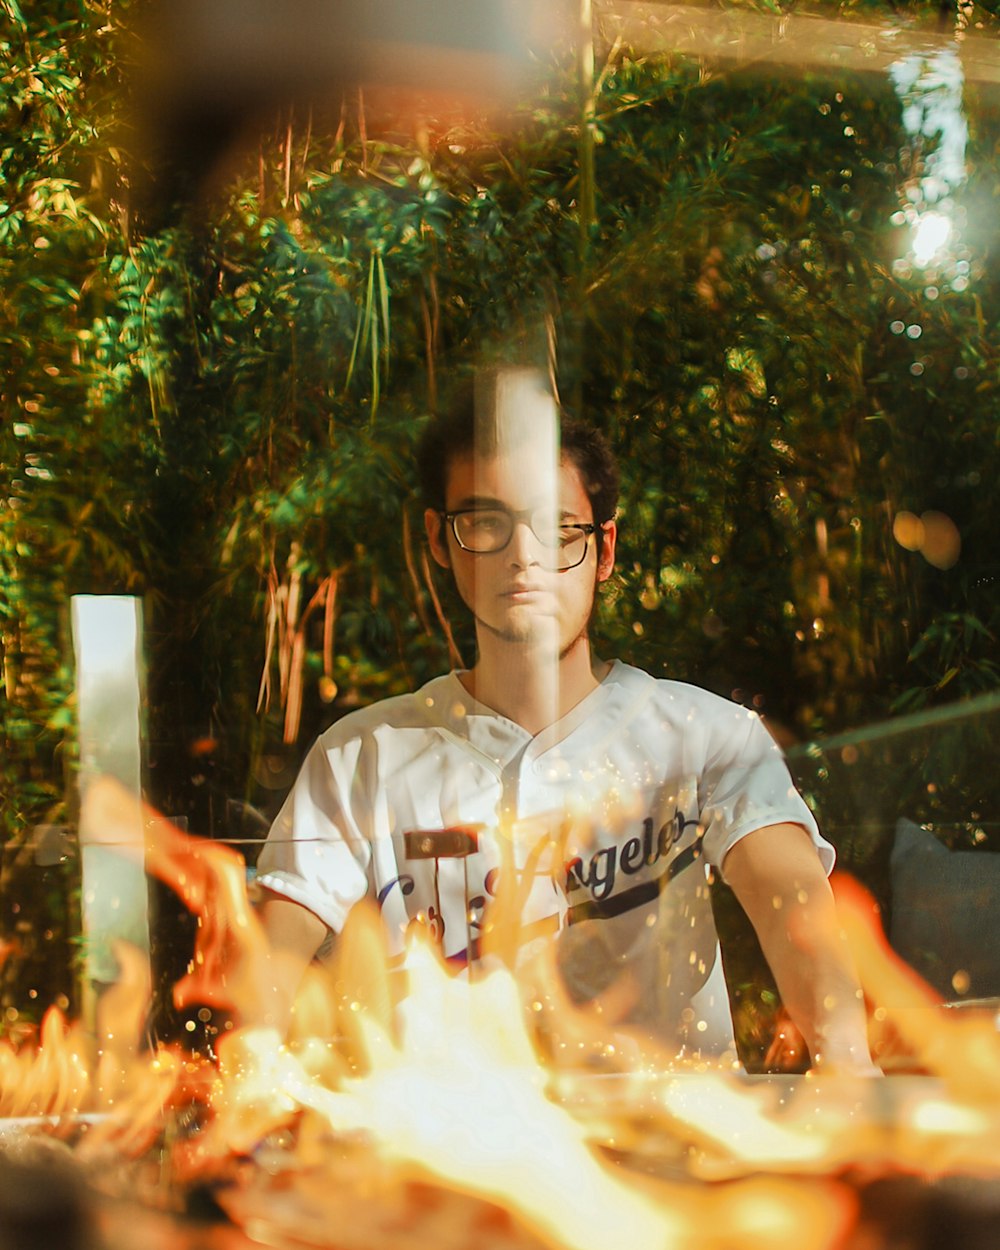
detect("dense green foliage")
[2,0,999,1056]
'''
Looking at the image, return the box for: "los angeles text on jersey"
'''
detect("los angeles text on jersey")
[377,805,706,930]
[563,807,704,923]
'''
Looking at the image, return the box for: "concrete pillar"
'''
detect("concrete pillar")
[70,595,148,1014]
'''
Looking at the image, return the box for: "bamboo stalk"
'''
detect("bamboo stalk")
[577,0,597,249]
[283,631,306,744]
[281,573,342,744]
[279,557,301,704]
[420,287,437,407]
[421,549,465,670]
[322,572,338,681]
[283,109,293,206]
[256,559,280,713]
[402,509,434,636]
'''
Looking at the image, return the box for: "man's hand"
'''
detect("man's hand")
[722,823,878,1074]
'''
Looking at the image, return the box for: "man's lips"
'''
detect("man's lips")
[501,584,548,599]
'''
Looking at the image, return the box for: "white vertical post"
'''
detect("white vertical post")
[71,595,149,1001]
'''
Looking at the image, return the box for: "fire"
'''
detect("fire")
[78,778,278,1023]
[834,875,1000,1110]
[2,777,999,1250]
[204,908,853,1250]
[275,920,684,1250]
[0,1005,90,1121]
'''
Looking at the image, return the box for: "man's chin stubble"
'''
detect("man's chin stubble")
[471,612,592,662]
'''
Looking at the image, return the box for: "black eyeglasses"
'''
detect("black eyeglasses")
[441,506,601,571]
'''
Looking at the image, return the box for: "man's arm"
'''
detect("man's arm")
[254,891,331,1033]
[722,822,877,1073]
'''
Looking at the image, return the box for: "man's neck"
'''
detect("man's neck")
[459,634,610,736]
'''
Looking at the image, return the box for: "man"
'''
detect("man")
[256,368,874,1071]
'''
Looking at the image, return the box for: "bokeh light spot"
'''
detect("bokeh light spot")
[893,511,925,551]
[913,212,951,265]
[920,511,961,569]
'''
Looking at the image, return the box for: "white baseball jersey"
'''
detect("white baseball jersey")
[255,660,829,1058]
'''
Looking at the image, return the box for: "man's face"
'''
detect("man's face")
[425,446,617,659]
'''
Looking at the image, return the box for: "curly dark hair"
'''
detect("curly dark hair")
[416,369,620,527]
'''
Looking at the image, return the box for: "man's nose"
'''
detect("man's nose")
[507,519,541,566]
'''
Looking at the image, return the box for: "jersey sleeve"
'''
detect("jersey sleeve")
[698,709,833,876]
[254,731,373,932]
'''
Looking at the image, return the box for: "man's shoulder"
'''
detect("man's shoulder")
[314,673,457,749]
[606,662,760,729]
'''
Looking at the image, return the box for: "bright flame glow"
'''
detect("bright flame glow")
[654,1073,829,1170]
[319,935,682,1250]
[909,1098,990,1137]
[6,782,1000,1250]
[0,1007,90,1120]
[208,913,855,1250]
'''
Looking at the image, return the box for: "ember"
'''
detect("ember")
[1,776,999,1250]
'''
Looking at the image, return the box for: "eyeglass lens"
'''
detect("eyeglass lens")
[451,509,589,570]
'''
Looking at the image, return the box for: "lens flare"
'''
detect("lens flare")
[912,212,952,266]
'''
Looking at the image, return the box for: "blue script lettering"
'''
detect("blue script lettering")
[377,874,415,908]
[566,809,702,901]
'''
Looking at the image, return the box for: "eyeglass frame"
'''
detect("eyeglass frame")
[439,505,606,571]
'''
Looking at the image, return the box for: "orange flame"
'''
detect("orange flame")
[209,907,855,1250]
[5,780,1000,1250]
[834,874,1000,1115]
[0,1006,90,1121]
